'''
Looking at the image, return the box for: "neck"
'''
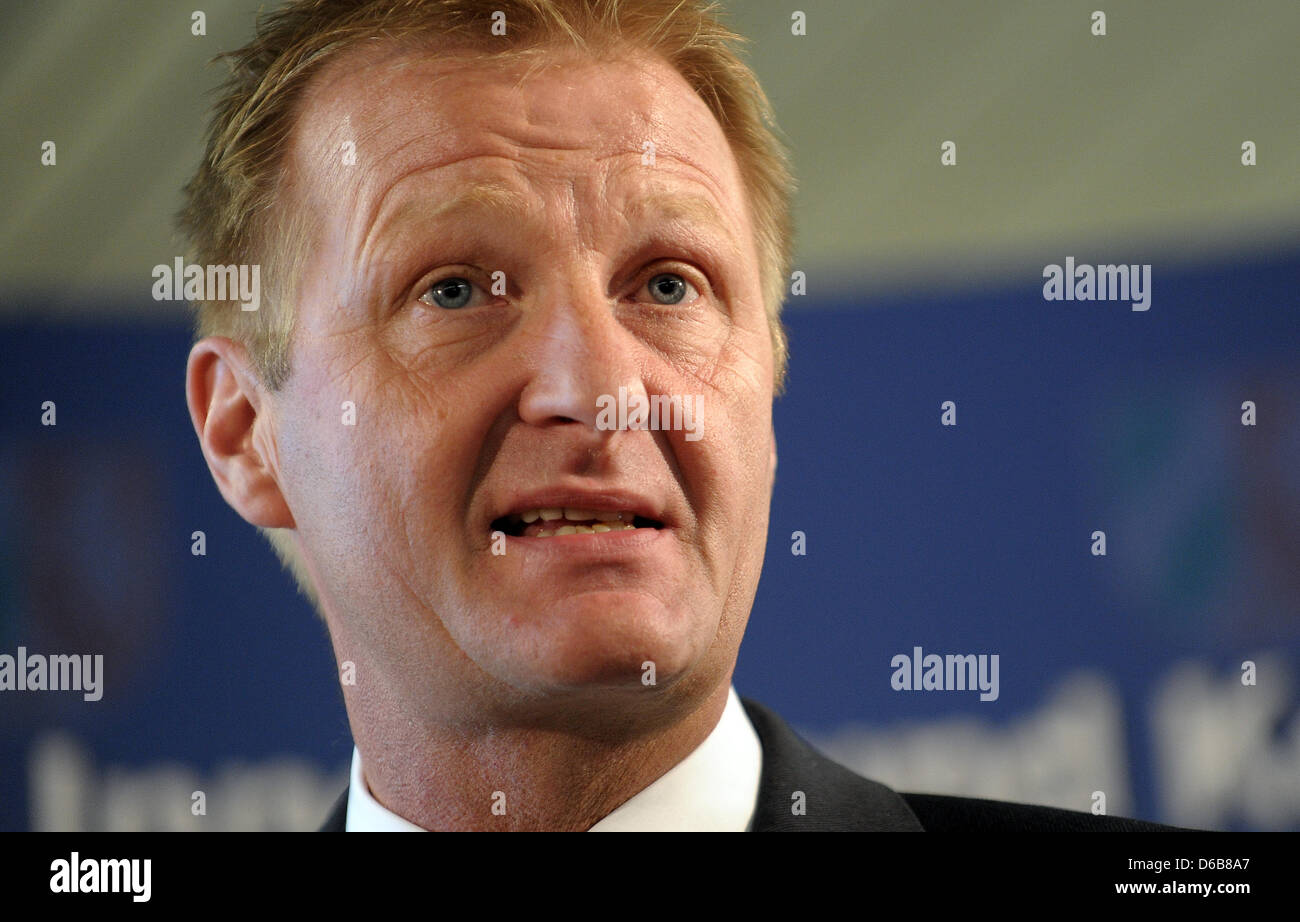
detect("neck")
[351,681,732,831]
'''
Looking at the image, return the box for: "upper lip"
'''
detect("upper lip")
[491,487,672,528]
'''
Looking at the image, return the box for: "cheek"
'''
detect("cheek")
[658,301,773,517]
[673,394,773,560]
[664,277,773,403]
[277,347,431,540]
[696,333,774,465]
[717,391,774,539]
[622,306,731,382]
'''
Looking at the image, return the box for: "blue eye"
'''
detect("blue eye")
[647,272,688,305]
[422,277,475,309]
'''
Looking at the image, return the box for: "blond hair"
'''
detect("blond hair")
[178,0,795,610]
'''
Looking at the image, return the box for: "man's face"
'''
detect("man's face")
[271,43,775,720]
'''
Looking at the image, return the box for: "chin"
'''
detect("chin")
[488,591,713,693]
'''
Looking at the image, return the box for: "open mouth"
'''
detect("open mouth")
[492,507,665,538]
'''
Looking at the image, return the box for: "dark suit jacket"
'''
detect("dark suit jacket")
[320,696,1176,831]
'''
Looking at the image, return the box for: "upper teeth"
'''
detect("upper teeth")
[519,508,628,523]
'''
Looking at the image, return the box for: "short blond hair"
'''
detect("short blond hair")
[178,0,795,610]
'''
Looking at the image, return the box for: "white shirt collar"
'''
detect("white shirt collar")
[345,685,762,831]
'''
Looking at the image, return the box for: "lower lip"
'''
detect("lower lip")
[502,525,669,557]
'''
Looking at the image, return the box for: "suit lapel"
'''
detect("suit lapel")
[742,697,924,831]
[320,785,347,832]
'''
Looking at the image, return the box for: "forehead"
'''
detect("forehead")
[285,41,747,226]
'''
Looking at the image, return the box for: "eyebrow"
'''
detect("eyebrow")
[623,190,733,241]
[377,180,535,235]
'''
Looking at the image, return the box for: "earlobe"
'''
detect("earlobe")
[186,337,295,529]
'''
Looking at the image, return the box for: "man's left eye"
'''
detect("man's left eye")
[419,277,479,310]
[642,272,698,306]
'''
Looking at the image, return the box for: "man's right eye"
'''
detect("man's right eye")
[418,276,479,310]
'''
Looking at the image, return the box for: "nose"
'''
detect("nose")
[516,285,644,433]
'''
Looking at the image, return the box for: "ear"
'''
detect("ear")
[769,429,778,486]
[186,337,295,529]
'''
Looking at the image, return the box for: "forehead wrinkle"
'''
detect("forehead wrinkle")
[354,168,535,280]
[608,148,739,224]
[341,135,433,270]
